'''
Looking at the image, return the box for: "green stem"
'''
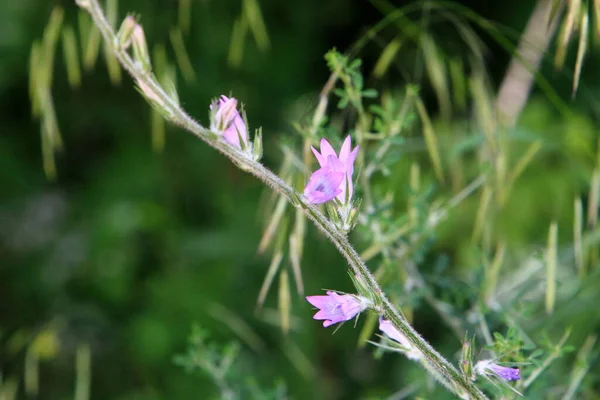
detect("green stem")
[77,1,488,398]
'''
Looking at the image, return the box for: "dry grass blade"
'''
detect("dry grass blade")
[256,251,283,312]
[572,9,588,96]
[258,194,288,253]
[41,7,64,87]
[484,243,506,304]
[561,335,597,400]
[74,344,91,400]
[103,0,121,84]
[549,0,565,27]
[586,169,600,227]
[169,28,196,82]
[508,140,543,184]
[469,70,495,148]
[421,35,452,120]
[227,16,248,68]
[409,162,420,225]
[151,108,165,152]
[84,23,101,71]
[415,97,444,183]
[278,270,291,335]
[555,0,580,69]
[243,0,270,52]
[178,0,192,35]
[289,206,306,295]
[24,349,38,397]
[207,303,266,353]
[62,26,82,87]
[29,42,41,117]
[281,340,315,380]
[595,0,600,36]
[545,222,558,315]
[472,185,492,244]
[574,197,584,275]
[449,57,467,112]
[373,37,402,78]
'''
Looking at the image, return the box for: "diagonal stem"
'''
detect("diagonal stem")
[77,1,488,398]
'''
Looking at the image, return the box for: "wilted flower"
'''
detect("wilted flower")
[210,95,248,149]
[306,291,369,327]
[379,317,421,360]
[475,359,520,381]
[305,137,359,204]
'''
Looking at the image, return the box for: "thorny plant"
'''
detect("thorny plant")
[23,0,600,398]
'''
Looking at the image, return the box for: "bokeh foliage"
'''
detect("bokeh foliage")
[2,0,600,399]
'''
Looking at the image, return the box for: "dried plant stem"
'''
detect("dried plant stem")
[78,1,488,398]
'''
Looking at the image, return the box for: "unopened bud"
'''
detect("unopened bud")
[209,95,249,150]
[460,339,474,380]
[132,25,151,72]
[136,79,166,110]
[117,16,137,49]
[252,127,263,162]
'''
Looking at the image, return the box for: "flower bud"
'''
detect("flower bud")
[209,95,249,150]
[460,339,474,380]
[136,79,167,113]
[252,127,263,161]
[117,16,137,49]
[132,25,151,72]
[379,317,422,360]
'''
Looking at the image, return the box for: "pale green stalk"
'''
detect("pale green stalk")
[76,1,488,398]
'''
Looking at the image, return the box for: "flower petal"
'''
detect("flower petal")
[339,136,352,163]
[305,295,331,308]
[223,114,247,148]
[311,146,325,167]
[345,146,359,175]
[319,138,337,160]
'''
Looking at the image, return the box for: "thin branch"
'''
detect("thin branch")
[76,1,488,398]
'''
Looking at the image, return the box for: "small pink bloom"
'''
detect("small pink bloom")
[307,136,359,204]
[379,317,421,360]
[210,95,248,149]
[306,291,367,327]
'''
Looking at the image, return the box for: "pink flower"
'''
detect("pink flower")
[306,291,367,327]
[303,157,345,204]
[210,95,248,149]
[379,317,421,360]
[305,137,359,204]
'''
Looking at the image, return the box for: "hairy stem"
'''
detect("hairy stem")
[77,1,488,398]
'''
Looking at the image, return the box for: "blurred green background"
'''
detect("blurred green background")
[2,0,600,399]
